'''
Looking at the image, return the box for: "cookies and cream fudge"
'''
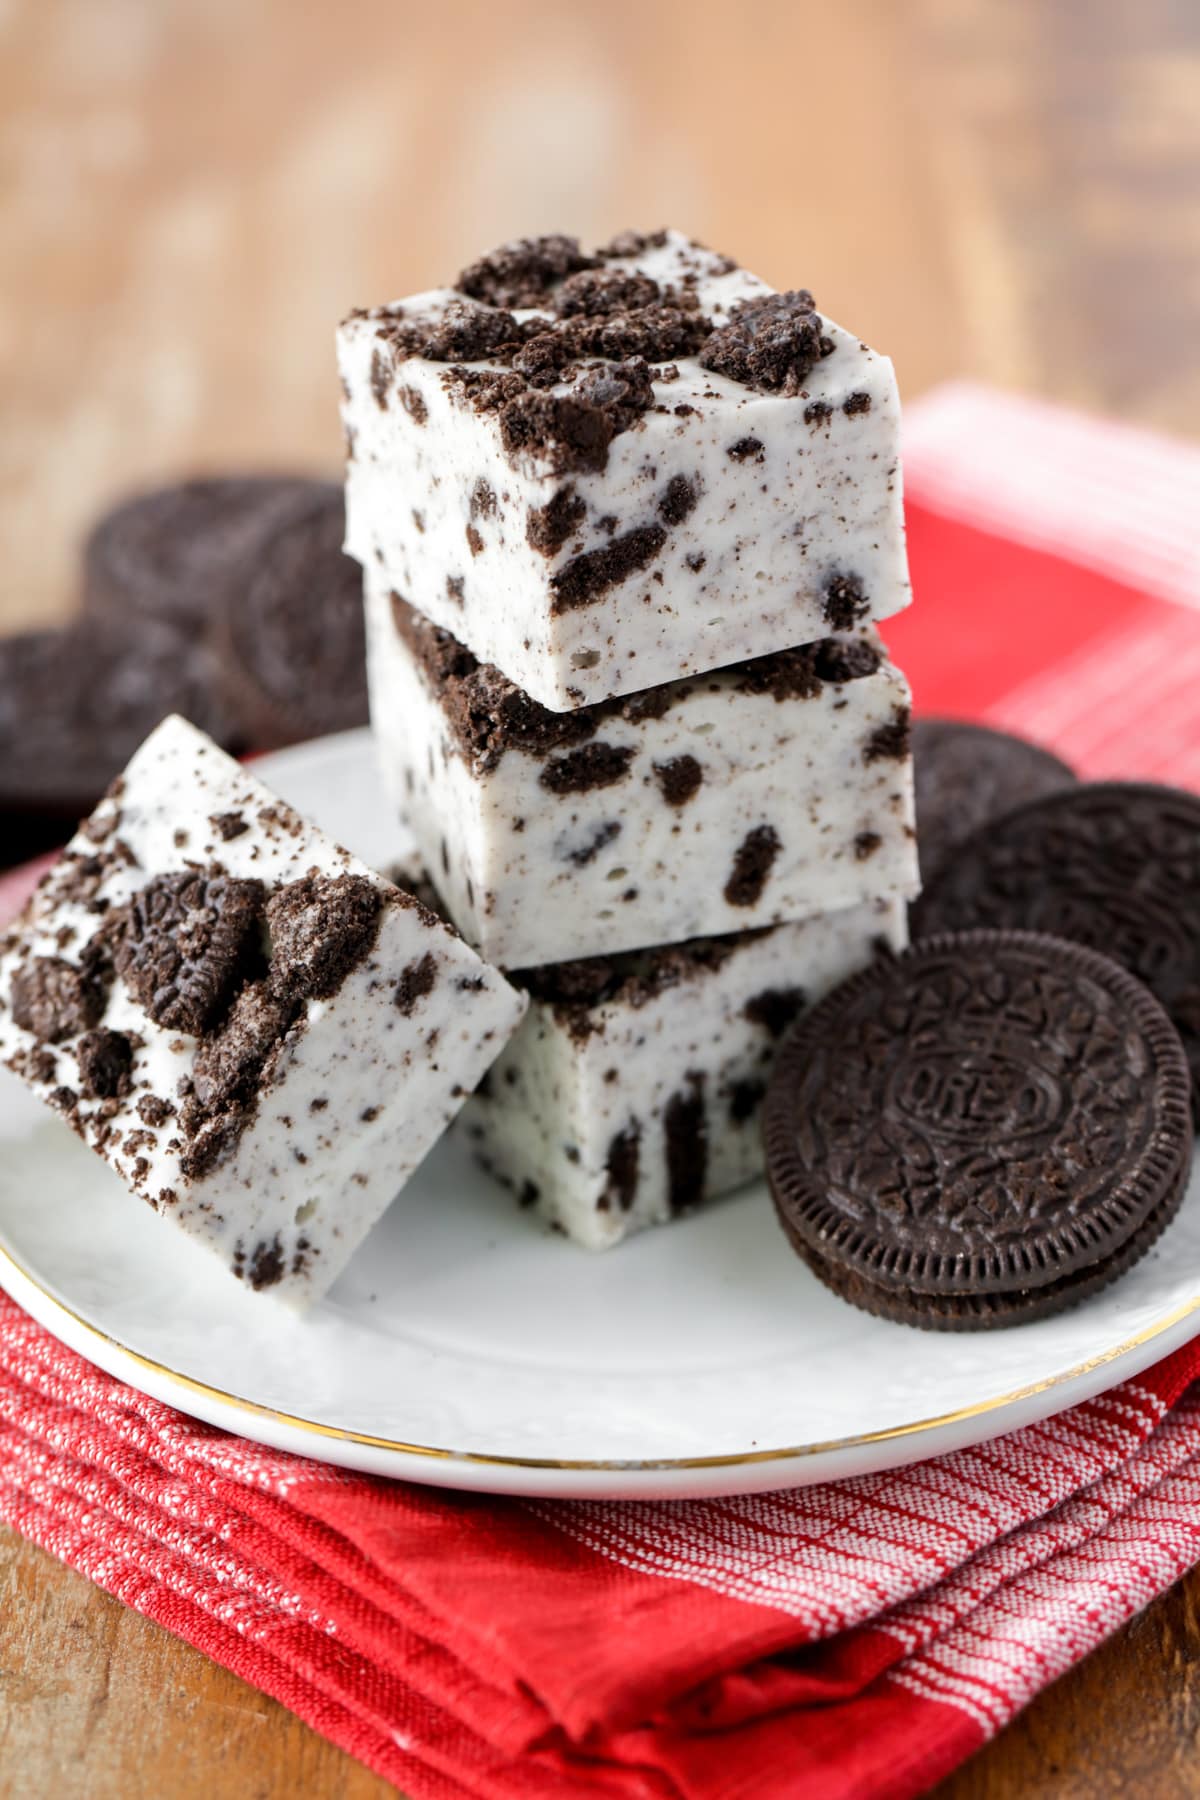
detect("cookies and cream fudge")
[340,228,909,710]
[460,892,909,1250]
[366,578,918,967]
[0,715,526,1304]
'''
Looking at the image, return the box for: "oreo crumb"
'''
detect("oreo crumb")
[843,392,872,415]
[564,820,622,867]
[266,874,383,1003]
[744,986,806,1039]
[729,1077,766,1124]
[823,574,870,631]
[456,234,597,308]
[11,954,106,1044]
[727,436,764,463]
[114,871,265,1036]
[855,831,882,860]
[700,292,829,395]
[602,1123,640,1212]
[527,486,586,557]
[864,707,912,764]
[540,743,635,796]
[653,754,703,807]
[394,952,437,1016]
[75,1028,133,1099]
[725,826,781,907]
[664,1073,707,1210]
[136,1093,174,1128]
[657,474,698,526]
[399,386,428,425]
[210,811,249,842]
[550,524,667,614]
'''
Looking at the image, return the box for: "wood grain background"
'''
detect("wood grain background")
[2,0,1199,1793]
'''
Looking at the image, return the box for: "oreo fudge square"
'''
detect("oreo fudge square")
[459,892,909,1250]
[0,716,526,1304]
[367,580,918,966]
[340,229,909,711]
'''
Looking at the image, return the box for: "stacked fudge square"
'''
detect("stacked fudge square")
[340,229,920,1249]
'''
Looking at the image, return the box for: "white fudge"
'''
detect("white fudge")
[340,228,909,710]
[0,716,525,1304]
[367,578,918,967]
[458,893,909,1250]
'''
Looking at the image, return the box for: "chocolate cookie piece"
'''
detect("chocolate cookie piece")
[763,931,1192,1332]
[0,617,239,863]
[911,783,1200,1111]
[217,484,368,748]
[912,719,1077,886]
[82,475,305,631]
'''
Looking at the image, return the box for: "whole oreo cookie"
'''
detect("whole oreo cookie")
[912,718,1076,887]
[763,930,1192,1331]
[82,476,305,631]
[912,783,1200,1112]
[0,617,239,862]
[216,483,368,749]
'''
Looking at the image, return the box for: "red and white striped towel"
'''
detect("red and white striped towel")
[1,382,1199,1799]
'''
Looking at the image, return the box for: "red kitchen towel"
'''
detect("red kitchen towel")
[1,381,1199,1800]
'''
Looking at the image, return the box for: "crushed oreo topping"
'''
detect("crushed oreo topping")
[700,291,831,395]
[265,873,383,1003]
[11,953,107,1044]
[113,871,265,1037]
[555,267,661,317]
[455,234,598,308]
[595,228,670,259]
[75,1027,134,1099]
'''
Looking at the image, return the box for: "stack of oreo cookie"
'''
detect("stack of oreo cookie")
[0,476,369,865]
[764,719,1199,1329]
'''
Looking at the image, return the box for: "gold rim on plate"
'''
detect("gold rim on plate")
[1,1236,1198,1473]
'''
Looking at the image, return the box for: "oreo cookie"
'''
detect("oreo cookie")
[912,783,1200,1112]
[0,617,239,863]
[912,718,1076,886]
[82,476,305,631]
[763,931,1192,1331]
[216,483,368,748]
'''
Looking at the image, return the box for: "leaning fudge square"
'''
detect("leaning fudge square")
[366,579,918,968]
[0,715,526,1305]
[340,228,909,711]
[456,891,909,1251]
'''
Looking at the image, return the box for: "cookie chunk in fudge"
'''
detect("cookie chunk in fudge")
[0,715,526,1304]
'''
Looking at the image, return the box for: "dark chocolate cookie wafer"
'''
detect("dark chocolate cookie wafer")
[82,476,306,631]
[763,931,1192,1332]
[912,783,1200,1112]
[0,617,238,863]
[912,719,1076,886]
[217,483,368,748]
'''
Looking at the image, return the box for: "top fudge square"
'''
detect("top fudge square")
[339,229,910,711]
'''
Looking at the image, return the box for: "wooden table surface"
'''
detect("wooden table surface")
[2,0,1199,1793]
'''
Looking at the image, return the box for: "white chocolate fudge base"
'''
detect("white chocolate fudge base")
[0,717,525,1305]
[366,577,918,967]
[459,894,908,1250]
[340,229,909,710]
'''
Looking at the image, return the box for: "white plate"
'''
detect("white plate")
[1,730,1197,1500]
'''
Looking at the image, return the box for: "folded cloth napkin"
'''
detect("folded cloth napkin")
[2,382,1199,1800]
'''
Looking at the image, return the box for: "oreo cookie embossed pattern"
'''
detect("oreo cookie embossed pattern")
[764,932,1193,1329]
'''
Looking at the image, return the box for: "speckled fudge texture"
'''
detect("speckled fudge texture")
[0,716,526,1305]
[366,577,918,966]
[340,228,910,711]
[460,892,909,1250]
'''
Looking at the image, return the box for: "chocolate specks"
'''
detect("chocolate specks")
[823,574,870,631]
[394,952,437,1016]
[855,831,883,860]
[864,707,912,764]
[446,574,465,605]
[10,954,106,1044]
[527,486,586,557]
[246,1234,286,1291]
[724,826,781,907]
[653,754,703,808]
[210,811,249,842]
[540,742,635,796]
[470,478,497,518]
[550,524,667,614]
[657,474,698,526]
[700,291,830,395]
